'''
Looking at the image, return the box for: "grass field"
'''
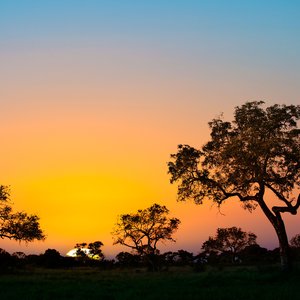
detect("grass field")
[0,265,299,300]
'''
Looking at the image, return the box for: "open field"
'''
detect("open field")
[0,265,299,300]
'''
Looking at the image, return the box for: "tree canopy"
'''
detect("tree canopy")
[74,241,104,260]
[112,203,180,270]
[290,234,300,248]
[202,227,257,262]
[0,185,45,242]
[168,101,300,270]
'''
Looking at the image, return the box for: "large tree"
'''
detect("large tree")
[112,203,180,270]
[0,185,45,242]
[168,101,300,270]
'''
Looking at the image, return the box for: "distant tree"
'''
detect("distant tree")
[202,227,257,263]
[290,234,300,248]
[168,101,300,271]
[41,249,62,268]
[11,252,27,268]
[0,248,12,271]
[0,185,45,242]
[12,252,26,260]
[115,251,141,268]
[74,242,87,257]
[239,244,269,264]
[88,241,104,260]
[74,241,104,261]
[112,203,180,271]
[173,249,194,266]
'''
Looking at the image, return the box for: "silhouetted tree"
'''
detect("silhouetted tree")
[12,252,26,260]
[173,249,194,266]
[115,251,141,268]
[239,244,269,264]
[88,241,104,260]
[290,234,300,261]
[0,185,45,242]
[168,101,300,270]
[112,203,180,271]
[290,234,300,248]
[74,242,88,258]
[11,252,27,268]
[202,227,257,263]
[74,241,104,261]
[0,248,12,271]
[41,249,62,268]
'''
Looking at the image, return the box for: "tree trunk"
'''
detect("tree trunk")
[258,199,291,271]
[273,217,291,271]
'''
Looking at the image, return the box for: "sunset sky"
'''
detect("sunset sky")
[1,0,299,257]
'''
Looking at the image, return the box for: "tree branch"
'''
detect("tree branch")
[272,194,300,216]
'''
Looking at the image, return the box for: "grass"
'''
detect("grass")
[0,265,299,300]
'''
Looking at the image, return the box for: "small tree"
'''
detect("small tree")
[202,227,257,263]
[74,243,88,259]
[112,203,180,271]
[88,241,104,260]
[0,185,45,242]
[168,101,300,271]
[290,234,300,248]
[74,241,104,260]
[115,251,141,268]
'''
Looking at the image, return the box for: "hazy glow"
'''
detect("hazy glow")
[0,1,299,257]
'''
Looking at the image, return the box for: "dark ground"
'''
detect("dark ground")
[0,264,299,300]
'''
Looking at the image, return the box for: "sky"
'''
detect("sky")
[0,0,299,257]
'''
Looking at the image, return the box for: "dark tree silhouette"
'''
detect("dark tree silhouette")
[202,227,257,263]
[88,241,104,260]
[173,249,194,266]
[74,241,104,260]
[168,101,300,271]
[290,234,300,248]
[0,185,45,242]
[41,249,62,268]
[115,251,141,268]
[74,242,88,258]
[112,203,180,271]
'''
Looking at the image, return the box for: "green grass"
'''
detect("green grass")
[0,265,299,300]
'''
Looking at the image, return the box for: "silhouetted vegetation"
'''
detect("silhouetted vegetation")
[112,203,180,271]
[202,227,257,263]
[74,241,105,261]
[290,234,300,248]
[0,185,45,243]
[168,101,300,271]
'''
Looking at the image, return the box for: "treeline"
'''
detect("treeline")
[1,232,300,272]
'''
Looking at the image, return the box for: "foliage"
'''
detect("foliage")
[202,227,257,254]
[112,203,180,270]
[172,249,194,265]
[115,251,141,268]
[290,234,300,248]
[202,227,257,262]
[168,101,300,270]
[74,241,104,260]
[0,185,45,242]
[112,204,180,256]
[40,249,62,268]
[88,241,105,260]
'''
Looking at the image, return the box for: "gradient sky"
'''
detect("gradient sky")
[1,0,299,257]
